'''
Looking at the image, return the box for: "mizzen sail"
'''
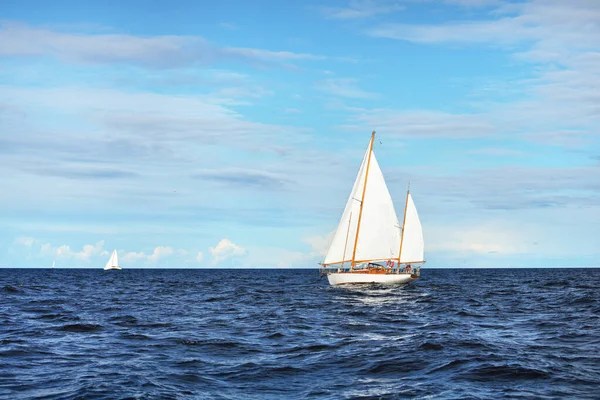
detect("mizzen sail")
[399,193,424,263]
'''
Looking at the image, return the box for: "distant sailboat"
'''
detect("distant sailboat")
[52,260,55,269]
[320,131,425,285]
[104,250,122,271]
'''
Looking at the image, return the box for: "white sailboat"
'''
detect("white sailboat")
[321,131,424,286]
[103,249,122,271]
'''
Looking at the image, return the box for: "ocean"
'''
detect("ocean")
[1,268,599,399]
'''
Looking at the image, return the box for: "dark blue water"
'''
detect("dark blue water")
[1,268,599,399]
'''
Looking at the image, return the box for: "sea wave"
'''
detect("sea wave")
[1,267,599,399]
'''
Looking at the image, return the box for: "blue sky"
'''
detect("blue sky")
[1,0,599,268]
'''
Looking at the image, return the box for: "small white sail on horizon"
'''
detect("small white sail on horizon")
[104,249,122,271]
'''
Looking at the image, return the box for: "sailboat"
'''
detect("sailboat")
[103,249,122,271]
[320,131,424,286]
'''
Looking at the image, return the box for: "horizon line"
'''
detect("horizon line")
[1,266,599,270]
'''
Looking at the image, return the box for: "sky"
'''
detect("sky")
[0,0,599,268]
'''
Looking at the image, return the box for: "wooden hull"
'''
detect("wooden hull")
[327,272,416,286]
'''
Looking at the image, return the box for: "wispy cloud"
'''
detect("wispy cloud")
[0,21,330,68]
[319,0,405,19]
[443,0,501,6]
[318,78,378,99]
[219,22,237,30]
[0,85,307,154]
[367,18,531,44]
[468,147,528,157]
[522,130,595,148]
[338,108,495,138]
[224,47,326,62]
[192,168,292,190]
[398,164,600,212]
[357,1,600,148]
[23,165,138,180]
[14,236,36,247]
[366,1,600,61]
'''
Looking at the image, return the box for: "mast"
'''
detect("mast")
[351,131,376,269]
[397,184,410,265]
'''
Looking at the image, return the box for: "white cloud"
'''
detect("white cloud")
[305,231,335,258]
[53,240,105,261]
[210,238,246,264]
[121,251,147,263]
[236,232,337,268]
[14,236,36,247]
[241,246,312,268]
[147,246,174,262]
[9,235,252,267]
[177,249,188,257]
[427,222,529,254]
[23,237,177,265]
[40,243,53,256]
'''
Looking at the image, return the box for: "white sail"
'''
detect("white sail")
[104,250,119,269]
[399,193,424,263]
[323,144,401,266]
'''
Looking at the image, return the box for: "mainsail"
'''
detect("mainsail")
[399,193,424,263]
[323,138,401,266]
[105,250,119,269]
